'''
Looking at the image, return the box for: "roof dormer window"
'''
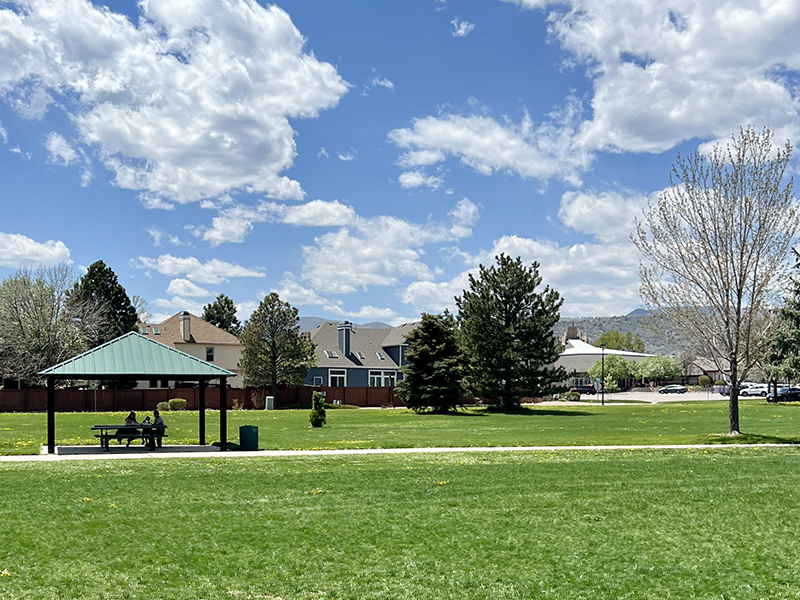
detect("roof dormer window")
[324,350,339,358]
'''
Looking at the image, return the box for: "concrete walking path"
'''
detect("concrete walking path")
[0,441,795,462]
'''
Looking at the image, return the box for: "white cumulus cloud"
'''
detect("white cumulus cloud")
[301,198,480,294]
[0,0,349,204]
[0,232,71,267]
[166,278,214,297]
[389,102,590,186]
[502,0,800,153]
[131,254,265,284]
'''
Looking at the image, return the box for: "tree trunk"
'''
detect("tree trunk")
[729,361,741,435]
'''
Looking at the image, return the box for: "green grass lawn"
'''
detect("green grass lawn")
[1,447,799,599]
[2,399,800,455]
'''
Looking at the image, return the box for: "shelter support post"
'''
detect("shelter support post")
[220,377,227,451]
[199,380,206,446]
[47,376,55,454]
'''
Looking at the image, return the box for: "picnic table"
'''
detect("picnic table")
[92,424,167,450]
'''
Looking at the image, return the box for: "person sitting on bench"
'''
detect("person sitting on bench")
[119,412,140,447]
[152,409,166,448]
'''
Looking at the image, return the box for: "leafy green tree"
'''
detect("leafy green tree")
[202,294,242,336]
[69,260,137,345]
[764,251,800,391]
[634,356,682,383]
[588,354,636,390]
[593,330,645,353]
[456,254,566,409]
[397,312,463,413]
[239,293,315,396]
[0,265,102,385]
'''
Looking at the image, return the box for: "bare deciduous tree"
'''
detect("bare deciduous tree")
[633,126,797,434]
[0,265,106,386]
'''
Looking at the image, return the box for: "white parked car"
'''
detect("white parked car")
[740,384,768,397]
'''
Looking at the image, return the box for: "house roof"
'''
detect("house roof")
[308,321,419,369]
[381,322,418,347]
[39,332,235,379]
[138,312,241,347]
[556,338,654,373]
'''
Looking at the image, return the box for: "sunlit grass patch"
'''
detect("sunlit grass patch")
[2,448,800,598]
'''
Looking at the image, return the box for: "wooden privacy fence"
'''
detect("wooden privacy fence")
[0,386,405,412]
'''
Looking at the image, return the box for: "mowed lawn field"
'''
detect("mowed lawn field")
[2,399,800,455]
[2,447,800,599]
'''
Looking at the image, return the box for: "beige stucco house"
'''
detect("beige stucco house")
[137,311,243,388]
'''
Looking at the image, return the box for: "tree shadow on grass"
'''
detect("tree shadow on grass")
[702,433,800,445]
[483,406,594,417]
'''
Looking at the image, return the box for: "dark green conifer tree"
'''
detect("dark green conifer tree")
[456,254,566,409]
[397,311,463,413]
[764,251,800,399]
[201,294,242,336]
[69,260,137,346]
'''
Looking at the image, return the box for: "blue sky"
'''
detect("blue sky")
[1,0,799,325]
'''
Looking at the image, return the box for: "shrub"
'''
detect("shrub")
[156,401,169,412]
[168,398,187,411]
[309,391,326,427]
[697,375,712,388]
[562,391,581,402]
[714,380,726,386]
[324,402,358,409]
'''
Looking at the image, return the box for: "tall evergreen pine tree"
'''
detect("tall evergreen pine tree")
[397,312,463,413]
[456,254,566,408]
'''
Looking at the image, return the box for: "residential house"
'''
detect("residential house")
[303,321,419,387]
[137,311,243,388]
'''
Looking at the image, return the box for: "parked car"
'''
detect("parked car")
[658,384,687,394]
[740,384,769,397]
[771,387,800,403]
[570,385,597,395]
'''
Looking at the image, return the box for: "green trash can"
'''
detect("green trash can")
[239,425,258,450]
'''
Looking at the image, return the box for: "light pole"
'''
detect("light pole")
[601,344,606,406]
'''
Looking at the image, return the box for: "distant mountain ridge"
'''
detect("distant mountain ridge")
[300,310,679,356]
[299,317,392,332]
[555,311,681,356]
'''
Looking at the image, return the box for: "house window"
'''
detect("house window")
[140,326,148,334]
[376,351,386,360]
[153,327,160,335]
[206,347,214,362]
[149,379,158,388]
[313,376,323,386]
[330,369,346,387]
[369,370,397,387]
[356,351,366,360]
[324,350,339,358]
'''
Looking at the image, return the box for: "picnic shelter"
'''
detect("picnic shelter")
[39,332,236,454]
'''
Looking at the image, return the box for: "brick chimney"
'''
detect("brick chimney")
[180,311,191,342]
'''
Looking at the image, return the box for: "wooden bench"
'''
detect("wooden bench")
[92,425,167,450]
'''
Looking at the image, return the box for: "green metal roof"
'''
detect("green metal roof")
[39,332,235,379]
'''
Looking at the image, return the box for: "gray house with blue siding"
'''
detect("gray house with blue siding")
[303,321,419,388]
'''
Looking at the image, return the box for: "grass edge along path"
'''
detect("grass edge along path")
[1,447,800,599]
